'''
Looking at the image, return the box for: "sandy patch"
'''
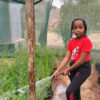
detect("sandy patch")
[47,32,100,50]
[47,32,64,47]
[88,33,100,50]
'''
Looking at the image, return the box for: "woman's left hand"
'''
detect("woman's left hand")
[63,67,71,75]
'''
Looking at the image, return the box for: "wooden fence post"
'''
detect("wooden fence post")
[25,0,36,100]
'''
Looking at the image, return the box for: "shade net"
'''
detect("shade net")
[0,0,52,55]
[0,0,43,4]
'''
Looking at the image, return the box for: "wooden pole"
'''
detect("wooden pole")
[25,0,36,100]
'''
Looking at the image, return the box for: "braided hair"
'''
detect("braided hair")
[70,18,87,38]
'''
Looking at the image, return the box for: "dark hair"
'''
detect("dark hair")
[70,18,87,38]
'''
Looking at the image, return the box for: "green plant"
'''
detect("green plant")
[0,45,58,100]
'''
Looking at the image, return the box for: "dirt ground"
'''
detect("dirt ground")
[47,32,100,49]
[47,32,64,47]
[47,32,100,100]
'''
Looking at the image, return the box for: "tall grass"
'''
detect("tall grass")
[0,46,58,100]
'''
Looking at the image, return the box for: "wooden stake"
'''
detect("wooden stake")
[25,0,36,100]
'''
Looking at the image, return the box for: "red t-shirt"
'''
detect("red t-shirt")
[67,36,92,62]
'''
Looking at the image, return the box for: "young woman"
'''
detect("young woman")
[53,18,92,100]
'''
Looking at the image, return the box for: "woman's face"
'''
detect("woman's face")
[73,20,85,38]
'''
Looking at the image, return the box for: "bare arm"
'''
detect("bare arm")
[54,50,71,75]
[64,52,89,75]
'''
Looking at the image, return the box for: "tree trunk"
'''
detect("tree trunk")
[25,0,36,100]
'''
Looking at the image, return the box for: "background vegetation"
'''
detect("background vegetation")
[59,0,100,47]
[0,46,60,100]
